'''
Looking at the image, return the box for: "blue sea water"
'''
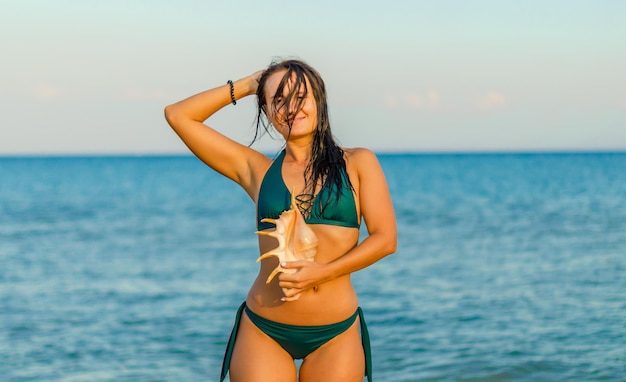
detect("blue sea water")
[1,153,625,381]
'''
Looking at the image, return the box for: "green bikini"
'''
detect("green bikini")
[256,150,361,230]
[220,150,372,381]
[220,303,372,381]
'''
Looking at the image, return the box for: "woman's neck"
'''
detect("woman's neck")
[284,142,312,166]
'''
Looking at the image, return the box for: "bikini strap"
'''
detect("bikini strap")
[220,302,246,382]
[358,307,373,382]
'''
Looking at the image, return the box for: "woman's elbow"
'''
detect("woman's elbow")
[164,104,187,131]
[381,232,397,256]
[164,104,177,125]
[371,227,397,256]
[386,238,397,256]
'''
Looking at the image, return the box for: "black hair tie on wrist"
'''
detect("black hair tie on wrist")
[227,80,236,105]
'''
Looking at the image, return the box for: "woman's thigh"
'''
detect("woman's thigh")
[229,312,297,382]
[299,319,365,382]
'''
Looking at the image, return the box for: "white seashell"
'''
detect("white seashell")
[256,190,318,299]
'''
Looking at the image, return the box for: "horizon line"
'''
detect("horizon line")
[2,148,626,158]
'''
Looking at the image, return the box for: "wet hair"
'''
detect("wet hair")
[252,59,352,205]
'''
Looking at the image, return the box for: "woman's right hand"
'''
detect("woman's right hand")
[246,69,264,95]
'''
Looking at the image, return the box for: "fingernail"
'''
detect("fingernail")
[281,262,287,266]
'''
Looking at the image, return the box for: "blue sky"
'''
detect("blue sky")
[1,0,625,154]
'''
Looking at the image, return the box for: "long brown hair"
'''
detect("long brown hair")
[252,59,352,204]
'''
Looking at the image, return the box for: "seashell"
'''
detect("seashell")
[256,190,318,298]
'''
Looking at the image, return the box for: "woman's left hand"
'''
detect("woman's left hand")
[278,261,328,302]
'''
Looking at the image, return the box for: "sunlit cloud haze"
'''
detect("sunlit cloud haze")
[474,91,506,112]
[1,0,625,154]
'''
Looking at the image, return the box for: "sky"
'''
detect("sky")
[1,0,625,154]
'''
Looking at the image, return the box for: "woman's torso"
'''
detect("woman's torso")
[246,148,362,325]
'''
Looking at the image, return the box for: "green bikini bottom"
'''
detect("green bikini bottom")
[220,302,372,381]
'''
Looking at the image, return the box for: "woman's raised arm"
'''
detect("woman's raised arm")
[164,71,268,198]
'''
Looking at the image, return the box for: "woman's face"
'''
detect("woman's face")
[263,69,318,141]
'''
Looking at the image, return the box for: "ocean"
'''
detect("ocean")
[1,153,625,381]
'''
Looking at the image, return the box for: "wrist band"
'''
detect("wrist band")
[227,80,236,105]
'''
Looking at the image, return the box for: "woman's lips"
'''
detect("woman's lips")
[283,116,305,127]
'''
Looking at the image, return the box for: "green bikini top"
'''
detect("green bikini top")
[256,150,360,230]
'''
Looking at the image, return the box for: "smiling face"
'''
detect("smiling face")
[263,69,319,141]
[252,59,346,200]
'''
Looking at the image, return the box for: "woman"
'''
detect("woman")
[164,59,396,382]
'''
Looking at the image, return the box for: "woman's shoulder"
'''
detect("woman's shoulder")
[342,147,379,165]
[341,148,384,186]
